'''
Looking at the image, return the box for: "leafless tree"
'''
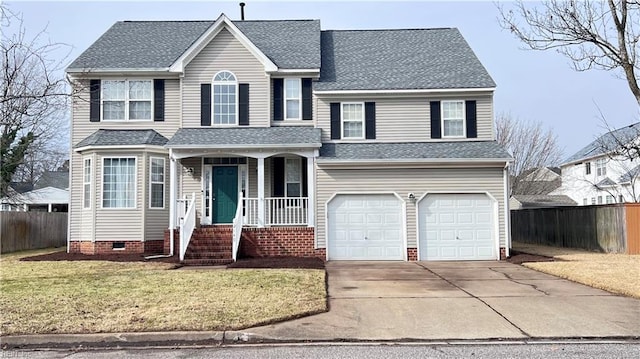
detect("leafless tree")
[498,0,640,106]
[496,113,564,196]
[1,5,71,197]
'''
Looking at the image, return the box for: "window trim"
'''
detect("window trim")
[212,70,238,126]
[441,100,466,138]
[101,156,137,209]
[284,78,302,121]
[285,157,302,197]
[595,158,607,177]
[340,102,365,140]
[149,157,165,209]
[100,79,154,122]
[83,157,92,209]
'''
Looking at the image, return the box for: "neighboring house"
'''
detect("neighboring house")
[0,170,69,212]
[512,167,561,195]
[510,194,576,210]
[65,14,512,262]
[555,122,640,205]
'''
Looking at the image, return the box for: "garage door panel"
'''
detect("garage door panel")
[419,193,496,261]
[328,194,404,260]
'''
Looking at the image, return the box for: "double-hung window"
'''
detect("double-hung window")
[149,157,165,209]
[442,100,465,137]
[102,80,152,121]
[284,78,301,120]
[341,102,364,139]
[595,158,607,177]
[213,71,237,125]
[83,158,91,209]
[585,162,591,175]
[102,157,136,208]
[285,158,302,197]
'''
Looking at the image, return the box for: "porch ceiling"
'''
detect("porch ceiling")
[165,127,322,149]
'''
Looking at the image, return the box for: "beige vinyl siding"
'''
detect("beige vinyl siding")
[145,154,169,242]
[93,152,144,241]
[315,166,506,250]
[248,158,258,197]
[179,157,203,219]
[182,28,269,128]
[69,152,94,242]
[316,93,494,142]
[71,78,180,146]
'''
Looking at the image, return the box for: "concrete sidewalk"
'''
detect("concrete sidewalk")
[3,261,639,348]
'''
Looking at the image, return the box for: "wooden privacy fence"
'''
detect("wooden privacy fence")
[511,203,640,254]
[0,212,67,253]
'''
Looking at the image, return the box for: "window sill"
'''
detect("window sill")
[271,120,313,127]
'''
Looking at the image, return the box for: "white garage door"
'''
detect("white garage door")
[328,194,404,260]
[418,193,496,261]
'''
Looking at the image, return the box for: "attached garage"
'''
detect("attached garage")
[418,193,497,261]
[327,194,405,260]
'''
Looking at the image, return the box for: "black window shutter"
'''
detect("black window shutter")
[239,83,250,126]
[330,103,341,140]
[465,100,477,138]
[89,80,100,122]
[200,84,211,126]
[153,79,165,122]
[272,79,284,121]
[301,157,308,197]
[302,78,312,120]
[272,157,285,197]
[430,101,441,139]
[365,102,376,139]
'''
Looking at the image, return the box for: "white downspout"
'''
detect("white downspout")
[503,162,511,258]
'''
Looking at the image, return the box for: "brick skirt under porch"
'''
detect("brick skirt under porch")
[69,240,164,255]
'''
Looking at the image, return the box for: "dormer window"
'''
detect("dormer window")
[213,71,237,125]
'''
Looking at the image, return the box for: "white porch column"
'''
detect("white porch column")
[306,154,315,227]
[169,150,177,256]
[257,156,265,228]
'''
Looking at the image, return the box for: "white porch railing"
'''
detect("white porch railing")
[179,192,196,261]
[232,192,243,261]
[243,197,308,226]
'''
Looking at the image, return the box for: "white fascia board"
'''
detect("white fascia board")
[74,145,168,153]
[316,158,512,167]
[314,87,496,96]
[66,68,172,75]
[166,143,322,150]
[169,14,278,73]
[270,69,321,78]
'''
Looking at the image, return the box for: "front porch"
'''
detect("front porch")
[164,127,322,262]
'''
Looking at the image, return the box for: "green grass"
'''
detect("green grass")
[0,249,326,335]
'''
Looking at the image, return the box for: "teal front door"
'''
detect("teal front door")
[212,166,238,223]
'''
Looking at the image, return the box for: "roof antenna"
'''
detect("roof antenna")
[239,2,245,20]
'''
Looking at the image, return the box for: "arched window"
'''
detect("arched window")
[212,71,237,125]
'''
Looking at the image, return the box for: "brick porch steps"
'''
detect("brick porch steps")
[182,225,233,266]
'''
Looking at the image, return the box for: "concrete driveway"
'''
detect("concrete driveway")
[248,261,640,341]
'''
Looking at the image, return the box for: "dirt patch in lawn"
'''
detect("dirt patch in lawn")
[20,250,180,264]
[507,250,555,265]
[228,256,325,269]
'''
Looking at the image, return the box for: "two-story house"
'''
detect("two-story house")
[555,122,640,205]
[65,14,512,263]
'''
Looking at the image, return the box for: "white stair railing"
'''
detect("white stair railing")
[232,191,244,261]
[179,192,197,261]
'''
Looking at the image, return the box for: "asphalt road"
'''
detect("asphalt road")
[4,342,640,359]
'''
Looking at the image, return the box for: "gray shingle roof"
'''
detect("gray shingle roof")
[319,141,511,160]
[316,28,496,91]
[67,19,321,70]
[563,122,640,164]
[68,21,214,70]
[75,130,169,148]
[619,164,640,183]
[512,195,577,208]
[35,170,69,190]
[236,20,321,69]
[596,177,617,187]
[166,127,322,148]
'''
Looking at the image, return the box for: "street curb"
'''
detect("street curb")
[2,331,640,350]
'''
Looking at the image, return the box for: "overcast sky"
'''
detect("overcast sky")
[6,0,639,159]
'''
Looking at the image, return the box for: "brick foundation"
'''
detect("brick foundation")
[163,229,180,255]
[239,227,325,259]
[69,241,146,254]
[407,248,417,261]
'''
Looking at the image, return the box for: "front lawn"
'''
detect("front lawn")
[513,242,640,299]
[0,249,326,335]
